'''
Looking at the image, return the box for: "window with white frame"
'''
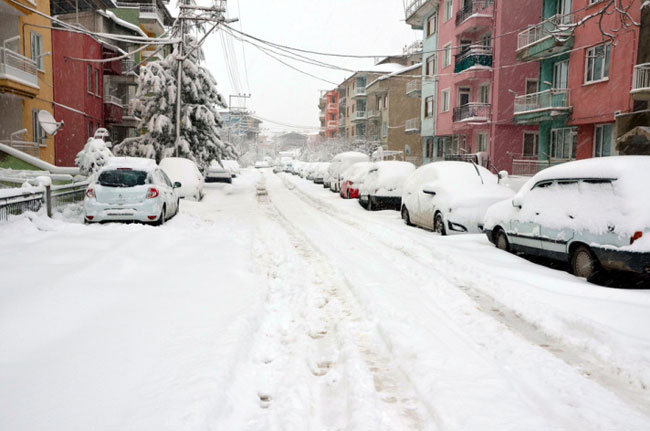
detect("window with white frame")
[553,60,569,88]
[441,89,450,112]
[585,43,610,83]
[594,123,615,157]
[30,32,43,70]
[477,133,488,153]
[444,0,453,21]
[550,127,577,159]
[425,96,434,117]
[382,122,388,137]
[426,12,437,37]
[442,43,452,68]
[523,132,539,157]
[32,110,44,145]
[479,84,490,104]
[426,55,436,76]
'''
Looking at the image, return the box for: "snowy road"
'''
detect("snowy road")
[1,169,650,430]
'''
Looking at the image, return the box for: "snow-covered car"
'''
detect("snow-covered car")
[401,161,514,235]
[84,157,180,225]
[300,163,314,178]
[359,161,416,211]
[328,152,370,192]
[254,161,271,169]
[314,162,331,184]
[159,157,204,201]
[221,160,240,178]
[206,161,233,183]
[306,163,321,181]
[291,161,305,175]
[483,156,650,281]
[339,162,373,199]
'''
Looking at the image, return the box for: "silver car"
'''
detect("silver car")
[84,157,181,225]
[483,156,650,281]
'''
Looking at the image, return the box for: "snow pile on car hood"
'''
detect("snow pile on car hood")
[362,161,415,196]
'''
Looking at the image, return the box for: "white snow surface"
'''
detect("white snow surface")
[1,169,650,430]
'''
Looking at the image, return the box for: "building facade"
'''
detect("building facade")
[318,89,338,139]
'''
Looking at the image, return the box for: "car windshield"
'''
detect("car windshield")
[98,169,149,187]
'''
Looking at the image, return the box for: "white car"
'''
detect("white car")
[221,160,240,177]
[359,161,416,211]
[483,156,650,280]
[206,161,233,183]
[84,157,180,225]
[401,161,514,235]
[328,152,370,192]
[314,162,331,184]
[159,157,204,201]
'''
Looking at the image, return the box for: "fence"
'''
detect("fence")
[0,181,89,222]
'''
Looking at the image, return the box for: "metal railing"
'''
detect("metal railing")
[353,110,367,120]
[405,118,421,132]
[338,96,347,106]
[367,110,381,119]
[452,103,491,122]
[327,120,338,129]
[513,89,571,114]
[0,189,44,221]
[632,63,650,92]
[406,80,422,95]
[454,46,492,73]
[326,103,337,111]
[104,94,123,105]
[121,58,135,73]
[0,139,42,157]
[405,0,427,19]
[115,2,165,24]
[517,13,573,51]
[0,181,88,221]
[353,87,367,97]
[456,1,494,25]
[0,47,39,88]
[403,40,423,56]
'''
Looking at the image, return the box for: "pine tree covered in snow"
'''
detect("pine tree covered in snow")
[114,39,236,172]
[75,138,113,176]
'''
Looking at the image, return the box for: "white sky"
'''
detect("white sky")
[197,0,421,134]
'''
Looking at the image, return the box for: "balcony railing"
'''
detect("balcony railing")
[405,0,427,20]
[403,40,423,56]
[513,89,571,114]
[632,63,650,93]
[452,103,491,122]
[338,96,347,106]
[353,87,367,97]
[456,1,494,26]
[509,154,568,176]
[115,2,165,24]
[367,110,380,119]
[353,110,367,121]
[104,94,123,105]
[121,58,136,73]
[406,80,422,96]
[0,47,38,88]
[454,46,492,73]
[517,14,573,51]
[405,118,421,133]
[327,120,338,129]
[326,103,337,111]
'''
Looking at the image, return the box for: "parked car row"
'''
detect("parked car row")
[283,154,650,282]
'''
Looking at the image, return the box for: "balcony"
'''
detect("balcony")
[456,1,494,28]
[405,0,439,28]
[513,89,571,124]
[631,63,650,101]
[406,80,422,97]
[352,111,367,122]
[318,97,326,109]
[405,118,421,133]
[403,40,423,56]
[327,120,338,130]
[115,2,167,34]
[0,47,39,97]
[452,103,491,122]
[367,110,381,120]
[104,95,124,123]
[103,54,122,76]
[516,14,573,62]
[326,102,337,111]
[352,87,367,98]
[319,111,326,119]
[454,46,492,74]
[338,95,347,106]
[122,58,136,74]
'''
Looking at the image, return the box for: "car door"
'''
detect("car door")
[539,180,577,256]
[417,183,438,229]
[157,169,175,213]
[507,181,547,252]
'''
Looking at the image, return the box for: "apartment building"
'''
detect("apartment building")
[513,0,642,174]
[366,64,423,164]
[318,89,338,139]
[0,0,56,167]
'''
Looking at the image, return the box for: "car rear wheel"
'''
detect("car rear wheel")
[154,205,166,226]
[496,229,509,252]
[571,245,601,281]
[367,198,372,211]
[434,213,446,236]
[401,206,412,226]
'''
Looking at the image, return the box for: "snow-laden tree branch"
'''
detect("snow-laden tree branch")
[550,0,640,43]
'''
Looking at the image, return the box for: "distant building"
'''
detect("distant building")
[318,89,339,139]
[275,131,308,152]
[221,111,262,142]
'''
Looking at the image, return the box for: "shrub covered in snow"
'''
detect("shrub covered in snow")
[75,138,113,176]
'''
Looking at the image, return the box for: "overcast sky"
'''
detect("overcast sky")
[195,0,421,135]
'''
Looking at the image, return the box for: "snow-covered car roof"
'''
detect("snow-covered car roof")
[332,151,369,162]
[362,161,416,193]
[342,162,374,182]
[102,157,157,172]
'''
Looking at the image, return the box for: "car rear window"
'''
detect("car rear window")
[98,169,149,187]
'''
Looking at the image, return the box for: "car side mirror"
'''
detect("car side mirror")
[512,197,522,208]
[422,189,436,196]
[174,182,182,189]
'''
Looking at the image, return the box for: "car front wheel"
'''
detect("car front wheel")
[496,229,509,252]
[401,206,412,226]
[571,245,601,281]
[434,213,446,235]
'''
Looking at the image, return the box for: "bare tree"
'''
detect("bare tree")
[552,0,640,43]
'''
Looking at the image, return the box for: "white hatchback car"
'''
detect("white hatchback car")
[159,157,204,201]
[84,157,180,225]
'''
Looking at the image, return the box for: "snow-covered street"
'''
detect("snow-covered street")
[2,168,650,430]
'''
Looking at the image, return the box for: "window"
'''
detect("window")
[481,33,491,48]
[425,96,434,117]
[426,55,436,76]
[30,32,43,70]
[479,84,489,104]
[525,78,538,94]
[425,138,434,158]
[88,121,94,139]
[32,110,44,146]
[384,95,388,109]
[444,0,453,21]
[436,138,445,157]
[426,12,437,37]
[458,87,470,107]
[594,123,615,157]
[585,43,610,83]
[87,66,93,93]
[477,133,488,153]
[383,122,388,137]
[442,43,452,68]
[441,89,450,112]
[553,60,569,88]
[523,132,539,156]
[94,69,99,96]
[550,127,577,159]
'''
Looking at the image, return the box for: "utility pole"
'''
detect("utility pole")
[174,0,235,157]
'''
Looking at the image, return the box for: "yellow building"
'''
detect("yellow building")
[0,0,55,166]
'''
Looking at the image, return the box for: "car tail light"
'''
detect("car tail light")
[631,231,643,245]
[85,188,95,199]
[86,216,94,221]
[146,187,159,199]
[147,215,157,220]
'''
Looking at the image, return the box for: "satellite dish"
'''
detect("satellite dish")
[37,110,64,136]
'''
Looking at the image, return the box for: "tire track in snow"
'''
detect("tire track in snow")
[277,173,650,419]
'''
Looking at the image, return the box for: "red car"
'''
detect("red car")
[339,162,372,199]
